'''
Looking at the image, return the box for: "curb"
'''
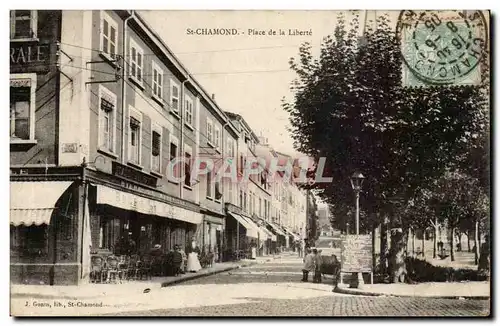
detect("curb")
[333,286,490,300]
[161,255,280,287]
[11,255,281,299]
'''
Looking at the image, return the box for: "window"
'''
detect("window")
[206,119,213,145]
[227,181,233,204]
[169,139,178,163]
[152,61,163,101]
[214,126,221,149]
[170,81,179,114]
[128,108,142,165]
[206,170,212,198]
[244,192,248,213]
[100,11,117,59]
[184,145,192,187]
[226,138,235,158]
[259,197,262,216]
[151,125,162,173]
[10,74,36,142]
[185,97,193,127]
[98,86,117,153]
[10,10,37,40]
[129,39,143,85]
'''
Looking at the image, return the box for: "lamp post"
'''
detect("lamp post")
[350,172,365,288]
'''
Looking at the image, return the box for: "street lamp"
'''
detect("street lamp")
[350,172,365,288]
[350,172,365,235]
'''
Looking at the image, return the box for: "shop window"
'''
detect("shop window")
[10,10,37,40]
[100,11,117,60]
[10,74,36,142]
[151,129,161,173]
[129,38,144,86]
[10,225,48,258]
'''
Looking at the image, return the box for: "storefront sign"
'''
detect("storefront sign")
[10,42,51,73]
[112,162,157,188]
[340,235,373,273]
[96,184,203,225]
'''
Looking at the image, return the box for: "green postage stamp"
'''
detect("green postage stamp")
[397,10,488,87]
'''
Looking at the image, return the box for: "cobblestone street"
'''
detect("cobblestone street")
[107,255,490,317]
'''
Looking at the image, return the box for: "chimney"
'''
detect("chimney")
[211,94,215,100]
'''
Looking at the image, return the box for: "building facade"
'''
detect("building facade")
[10,10,315,285]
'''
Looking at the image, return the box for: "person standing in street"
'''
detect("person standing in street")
[313,249,323,283]
[302,248,314,282]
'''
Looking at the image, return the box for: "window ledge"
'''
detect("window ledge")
[151,170,163,178]
[215,147,221,154]
[206,196,213,201]
[127,161,143,170]
[128,76,145,91]
[98,148,118,159]
[185,123,195,131]
[152,95,165,107]
[98,52,119,68]
[170,110,181,120]
[168,179,179,185]
[10,139,37,145]
[183,184,193,191]
[11,37,39,43]
[207,141,215,148]
[215,199,222,204]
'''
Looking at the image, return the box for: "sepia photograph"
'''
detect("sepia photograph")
[8,8,491,317]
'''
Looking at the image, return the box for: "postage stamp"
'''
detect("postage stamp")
[397,10,488,86]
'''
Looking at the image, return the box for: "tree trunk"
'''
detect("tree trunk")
[450,227,455,262]
[474,220,479,265]
[388,208,407,283]
[411,229,415,257]
[467,230,471,252]
[433,218,438,259]
[389,227,407,283]
[421,229,425,258]
[379,215,389,277]
[457,232,462,252]
[372,223,377,274]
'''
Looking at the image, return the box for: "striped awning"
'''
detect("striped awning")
[228,212,260,239]
[10,181,73,226]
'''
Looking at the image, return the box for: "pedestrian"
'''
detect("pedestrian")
[172,245,183,276]
[302,248,314,282]
[313,249,322,283]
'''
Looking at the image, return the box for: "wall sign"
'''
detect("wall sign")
[112,161,157,188]
[340,235,373,273]
[10,42,51,73]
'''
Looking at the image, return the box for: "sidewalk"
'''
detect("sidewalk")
[11,255,280,300]
[334,281,490,299]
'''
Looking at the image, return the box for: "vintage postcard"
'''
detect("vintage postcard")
[9,9,490,317]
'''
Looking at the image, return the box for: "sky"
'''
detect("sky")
[139,10,352,157]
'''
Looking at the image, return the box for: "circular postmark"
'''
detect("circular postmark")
[396,10,488,85]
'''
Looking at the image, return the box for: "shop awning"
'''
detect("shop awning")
[259,225,276,241]
[268,222,287,236]
[96,184,203,225]
[10,181,73,226]
[228,212,259,238]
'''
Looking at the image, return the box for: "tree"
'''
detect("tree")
[283,12,489,282]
